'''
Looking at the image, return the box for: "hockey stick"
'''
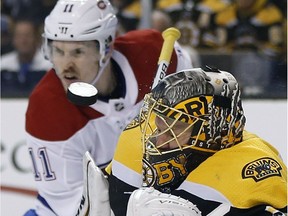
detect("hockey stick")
[75,152,113,216]
[151,27,181,89]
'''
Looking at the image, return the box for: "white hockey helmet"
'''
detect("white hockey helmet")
[43,0,118,65]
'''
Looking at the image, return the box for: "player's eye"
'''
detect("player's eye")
[73,48,85,56]
[53,47,64,56]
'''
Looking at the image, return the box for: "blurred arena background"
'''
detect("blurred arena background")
[1,0,287,215]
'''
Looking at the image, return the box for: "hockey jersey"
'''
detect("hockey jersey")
[108,116,287,215]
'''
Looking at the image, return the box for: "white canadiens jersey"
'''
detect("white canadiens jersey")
[25,29,192,216]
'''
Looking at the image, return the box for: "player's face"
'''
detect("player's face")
[13,21,39,55]
[51,40,100,91]
[154,116,192,150]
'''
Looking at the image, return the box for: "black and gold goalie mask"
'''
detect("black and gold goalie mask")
[140,68,246,193]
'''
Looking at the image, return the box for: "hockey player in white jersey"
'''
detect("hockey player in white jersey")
[23,0,192,215]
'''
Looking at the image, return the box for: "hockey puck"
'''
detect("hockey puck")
[67,82,98,106]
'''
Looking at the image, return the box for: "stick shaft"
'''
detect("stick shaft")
[152,27,181,89]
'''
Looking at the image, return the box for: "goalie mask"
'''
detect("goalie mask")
[140,67,246,193]
[43,0,117,66]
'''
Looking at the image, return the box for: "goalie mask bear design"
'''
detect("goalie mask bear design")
[140,67,246,193]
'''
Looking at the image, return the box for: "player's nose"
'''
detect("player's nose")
[63,57,76,70]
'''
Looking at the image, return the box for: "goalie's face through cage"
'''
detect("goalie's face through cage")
[140,68,246,193]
